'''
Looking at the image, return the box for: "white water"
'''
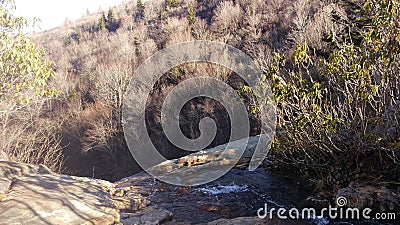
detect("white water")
[196,184,249,195]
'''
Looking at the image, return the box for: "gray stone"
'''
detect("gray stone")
[0,151,8,161]
[146,136,265,185]
[0,161,119,225]
[0,160,53,179]
[208,217,306,225]
[120,207,172,225]
[0,178,11,195]
[0,161,174,225]
[337,182,400,212]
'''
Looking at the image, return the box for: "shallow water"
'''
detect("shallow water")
[116,168,396,225]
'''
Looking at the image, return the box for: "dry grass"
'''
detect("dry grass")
[0,102,64,172]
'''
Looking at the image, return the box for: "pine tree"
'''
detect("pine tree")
[187,3,196,25]
[166,0,179,8]
[137,0,145,12]
[159,7,164,20]
[98,13,106,31]
[136,0,145,20]
[105,8,119,32]
[107,8,115,22]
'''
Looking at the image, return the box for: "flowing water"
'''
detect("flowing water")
[116,168,396,225]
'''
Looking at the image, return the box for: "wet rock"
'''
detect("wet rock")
[208,217,263,225]
[112,195,149,211]
[337,182,400,212]
[147,136,265,185]
[120,207,172,225]
[208,217,306,225]
[122,166,316,224]
[198,201,223,212]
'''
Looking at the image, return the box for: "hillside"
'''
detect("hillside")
[28,0,317,181]
[1,0,399,213]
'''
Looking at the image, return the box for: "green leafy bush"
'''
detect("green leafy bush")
[260,0,400,189]
[0,0,62,171]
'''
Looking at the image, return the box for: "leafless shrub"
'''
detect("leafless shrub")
[241,2,263,44]
[144,0,163,21]
[288,1,345,49]
[138,38,158,59]
[304,3,346,49]
[98,64,130,108]
[131,21,149,43]
[211,1,243,44]
[162,17,193,46]
[191,18,211,40]
[0,103,64,172]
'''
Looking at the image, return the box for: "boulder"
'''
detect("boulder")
[0,161,172,225]
[147,136,266,185]
[336,182,400,212]
[0,161,119,225]
[120,207,172,225]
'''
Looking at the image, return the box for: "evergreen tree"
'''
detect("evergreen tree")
[105,8,120,32]
[187,3,196,25]
[166,0,179,8]
[97,13,106,31]
[159,6,164,20]
[107,8,115,22]
[136,0,145,20]
[137,0,145,12]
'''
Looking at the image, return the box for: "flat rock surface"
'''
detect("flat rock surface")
[0,161,173,225]
[0,161,119,225]
[146,136,267,185]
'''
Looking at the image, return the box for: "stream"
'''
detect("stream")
[116,168,396,225]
